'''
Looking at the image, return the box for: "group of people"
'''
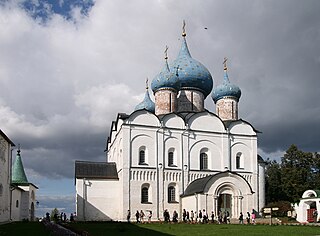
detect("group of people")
[216,210,231,224]
[163,209,214,224]
[163,209,179,222]
[127,208,258,224]
[239,210,256,224]
[44,212,76,222]
[127,210,152,223]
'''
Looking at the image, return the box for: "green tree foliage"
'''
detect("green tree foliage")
[50,208,60,221]
[263,201,292,217]
[265,144,319,204]
[265,160,285,203]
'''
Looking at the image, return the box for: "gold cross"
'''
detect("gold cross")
[164,45,168,60]
[223,57,228,70]
[145,78,149,90]
[182,20,186,37]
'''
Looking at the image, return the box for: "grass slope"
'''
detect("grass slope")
[0,222,50,236]
[67,222,320,236]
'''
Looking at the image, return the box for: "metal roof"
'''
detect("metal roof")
[75,161,118,179]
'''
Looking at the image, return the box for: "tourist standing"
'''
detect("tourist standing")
[183,209,187,222]
[140,210,145,223]
[251,210,256,225]
[198,210,203,223]
[190,210,194,223]
[218,210,222,224]
[148,210,152,223]
[211,211,215,223]
[239,212,244,224]
[246,211,250,224]
[173,210,178,223]
[313,210,318,223]
[135,210,140,223]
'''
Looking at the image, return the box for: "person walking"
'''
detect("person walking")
[140,210,145,223]
[313,210,318,223]
[211,211,215,223]
[135,210,140,223]
[239,212,244,224]
[190,210,195,223]
[251,210,256,225]
[246,211,250,224]
[148,210,152,223]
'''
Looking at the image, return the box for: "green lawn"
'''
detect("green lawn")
[0,222,50,236]
[1,221,319,236]
[67,222,320,236]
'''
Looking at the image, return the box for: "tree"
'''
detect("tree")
[311,152,320,188]
[265,159,286,203]
[280,145,314,202]
[51,208,60,221]
[265,145,319,204]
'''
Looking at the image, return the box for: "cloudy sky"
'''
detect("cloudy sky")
[1,0,319,217]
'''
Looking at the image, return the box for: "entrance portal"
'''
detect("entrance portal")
[218,194,232,217]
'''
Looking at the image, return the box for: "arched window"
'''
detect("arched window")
[236,152,242,169]
[141,184,150,203]
[200,153,208,170]
[139,149,146,165]
[168,151,174,167]
[141,187,148,203]
[168,186,176,203]
[16,200,19,208]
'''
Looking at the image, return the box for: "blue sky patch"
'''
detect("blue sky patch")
[19,0,94,22]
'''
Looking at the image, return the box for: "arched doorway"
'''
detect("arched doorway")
[30,202,35,221]
[307,202,317,223]
[218,193,232,217]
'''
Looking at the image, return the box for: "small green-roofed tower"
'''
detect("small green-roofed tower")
[12,147,28,184]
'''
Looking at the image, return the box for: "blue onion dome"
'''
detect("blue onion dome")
[151,47,180,93]
[170,25,213,98]
[212,58,241,103]
[135,80,155,113]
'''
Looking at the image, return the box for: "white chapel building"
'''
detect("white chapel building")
[0,130,37,222]
[75,26,266,221]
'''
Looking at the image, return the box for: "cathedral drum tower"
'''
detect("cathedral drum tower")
[212,58,241,120]
[172,21,213,113]
[151,46,180,116]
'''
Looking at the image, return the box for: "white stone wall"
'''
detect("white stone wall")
[0,135,11,222]
[11,189,22,221]
[258,162,266,211]
[76,178,121,221]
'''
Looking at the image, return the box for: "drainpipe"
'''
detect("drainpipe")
[155,126,161,220]
[128,127,132,220]
[9,146,13,221]
[227,128,231,170]
[83,178,86,221]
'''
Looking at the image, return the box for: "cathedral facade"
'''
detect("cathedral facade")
[75,26,265,221]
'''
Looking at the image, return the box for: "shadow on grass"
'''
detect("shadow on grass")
[0,222,50,236]
[66,221,173,236]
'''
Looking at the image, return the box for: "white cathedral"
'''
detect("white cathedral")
[75,25,266,221]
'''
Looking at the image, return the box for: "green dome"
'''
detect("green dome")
[12,149,28,184]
